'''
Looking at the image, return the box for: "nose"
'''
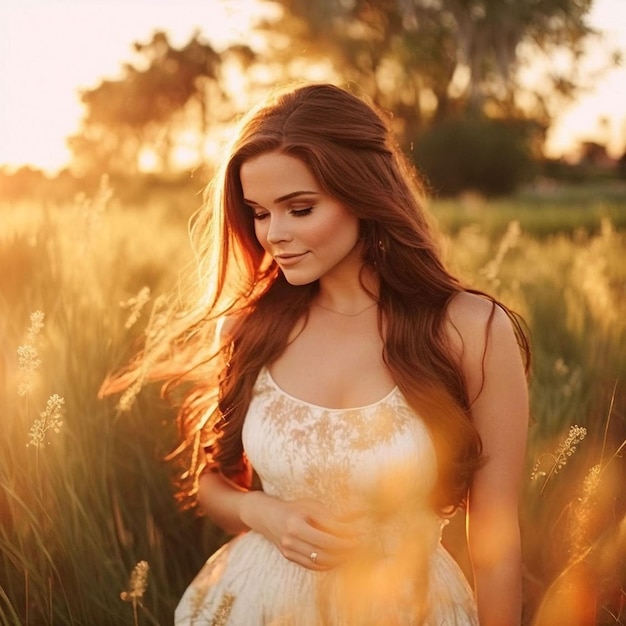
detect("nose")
[266,215,293,244]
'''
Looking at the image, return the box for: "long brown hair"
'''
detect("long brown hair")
[103,83,530,513]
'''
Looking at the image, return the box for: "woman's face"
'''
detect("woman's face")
[239,151,361,286]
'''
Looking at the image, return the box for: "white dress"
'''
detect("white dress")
[175,367,479,625]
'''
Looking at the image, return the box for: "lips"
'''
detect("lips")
[274,252,309,266]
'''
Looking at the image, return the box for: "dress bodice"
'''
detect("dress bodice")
[242,368,442,556]
[176,367,479,625]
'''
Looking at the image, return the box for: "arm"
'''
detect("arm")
[199,319,359,569]
[447,294,529,626]
[198,317,358,570]
[197,471,359,570]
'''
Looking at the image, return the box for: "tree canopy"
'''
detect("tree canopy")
[69,1,612,193]
[257,0,596,132]
[69,32,254,175]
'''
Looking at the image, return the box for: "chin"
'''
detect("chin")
[280,271,318,286]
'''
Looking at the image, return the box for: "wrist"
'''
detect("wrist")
[239,490,267,531]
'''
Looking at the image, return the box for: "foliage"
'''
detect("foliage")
[431,182,626,236]
[259,0,597,134]
[439,212,626,625]
[412,116,538,196]
[0,183,225,624]
[69,32,254,176]
[0,183,624,624]
[66,0,610,192]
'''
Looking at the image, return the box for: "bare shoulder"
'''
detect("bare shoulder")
[444,291,526,404]
[445,291,525,390]
[445,292,513,356]
[446,290,498,327]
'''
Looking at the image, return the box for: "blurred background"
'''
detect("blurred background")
[0,1,624,625]
[1,0,626,196]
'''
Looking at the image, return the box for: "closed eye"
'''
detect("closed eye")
[290,207,313,217]
[250,206,313,220]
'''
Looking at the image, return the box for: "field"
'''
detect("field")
[1,179,625,625]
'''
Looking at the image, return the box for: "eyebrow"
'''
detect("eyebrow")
[243,190,319,206]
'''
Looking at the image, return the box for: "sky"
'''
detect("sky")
[0,0,625,174]
[543,0,626,159]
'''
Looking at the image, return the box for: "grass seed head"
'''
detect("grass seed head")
[530,424,588,483]
[120,560,150,604]
[27,394,65,447]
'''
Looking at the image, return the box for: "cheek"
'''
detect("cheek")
[253,221,269,248]
[311,207,357,241]
[326,214,359,248]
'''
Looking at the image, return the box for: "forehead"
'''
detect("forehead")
[240,152,320,200]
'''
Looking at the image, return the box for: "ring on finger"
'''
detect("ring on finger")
[309,551,318,564]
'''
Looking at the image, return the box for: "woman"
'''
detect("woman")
[111,83,529,625]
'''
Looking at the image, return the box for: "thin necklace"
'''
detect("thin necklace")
[313,301,378,317]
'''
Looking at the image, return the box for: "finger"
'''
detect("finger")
[281,533,359,570]
[299,524,362,555]
[282,500,365,550]
[305,507,369,539]
[281,546,338,571]
[286,534,356,560]
[282,506,354,547]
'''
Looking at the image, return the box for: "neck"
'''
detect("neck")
[313,300,378,317]
[312,256,379,315]
[314,276,379,317]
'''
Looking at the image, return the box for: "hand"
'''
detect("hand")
[239,492,362,571]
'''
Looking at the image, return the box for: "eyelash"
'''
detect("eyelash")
[292,207,313,217]
[252,207,314,220]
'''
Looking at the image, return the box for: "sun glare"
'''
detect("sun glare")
[0,0,267,174]
[543,0,626,160]
[0,3,83,172]
[0,0,624,174]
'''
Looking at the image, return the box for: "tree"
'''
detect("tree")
[248,0,608,194]
[69,32,254,176]
[256,0,598,137]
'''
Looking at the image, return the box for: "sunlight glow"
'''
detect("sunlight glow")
[544,0,626,158]
[0,0,266,173]
[138,150,159,173]
[0,0,624,173]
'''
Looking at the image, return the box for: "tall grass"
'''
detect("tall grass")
[439,208,626,625]
[0,182,624,624]
[0,182,220,624]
